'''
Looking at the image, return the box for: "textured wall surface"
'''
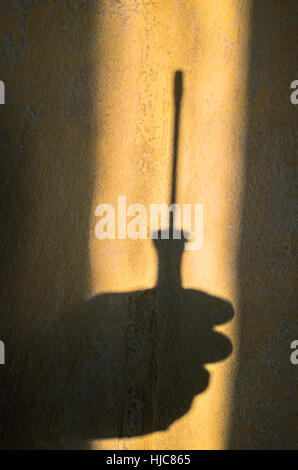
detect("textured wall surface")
[229,0,298,449]
[0,0,296,450]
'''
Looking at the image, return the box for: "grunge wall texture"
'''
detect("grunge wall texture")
[0,1,297,450]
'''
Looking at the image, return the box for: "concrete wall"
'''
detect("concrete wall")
[0,1,296,449]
